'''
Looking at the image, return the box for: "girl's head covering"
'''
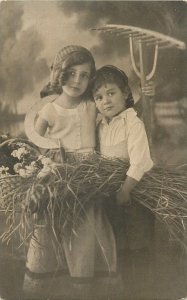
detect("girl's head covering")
[41,45,96,98]
[91,65,134,109]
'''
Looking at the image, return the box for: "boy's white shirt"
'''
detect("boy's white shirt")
[98,108,153,181]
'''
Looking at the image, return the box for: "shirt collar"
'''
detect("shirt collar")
[100,108,137,125]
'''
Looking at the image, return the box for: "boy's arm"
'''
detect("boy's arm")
[116,175,138,205]
[117,119,153,205]
[127,120,153,181]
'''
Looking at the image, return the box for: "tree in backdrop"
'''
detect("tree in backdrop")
[0,2,48,115]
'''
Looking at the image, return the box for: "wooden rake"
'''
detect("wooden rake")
[92,24,186,158]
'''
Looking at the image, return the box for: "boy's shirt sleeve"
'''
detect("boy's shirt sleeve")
[126,119,153,181]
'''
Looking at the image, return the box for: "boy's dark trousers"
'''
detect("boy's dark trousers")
[106,198,155,300]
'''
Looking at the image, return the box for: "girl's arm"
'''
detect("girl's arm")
[35,116,63,162]
[35,102,53,137]
[35,116,48,136]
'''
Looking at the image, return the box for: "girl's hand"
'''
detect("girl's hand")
[47,149,65,163]
[116,185,131,206]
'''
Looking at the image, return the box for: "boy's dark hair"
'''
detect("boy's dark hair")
[92,65,134,109]
[40,45,96,98]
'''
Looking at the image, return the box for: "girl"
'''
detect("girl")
[92,65,154,299]
[35,45,96,159]
[23,48,121,300]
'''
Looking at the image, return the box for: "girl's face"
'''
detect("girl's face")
[63,63,91,98]
[93,83,127,121]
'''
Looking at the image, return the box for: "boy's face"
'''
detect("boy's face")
[93,83,126,121]
[63,63,91,98]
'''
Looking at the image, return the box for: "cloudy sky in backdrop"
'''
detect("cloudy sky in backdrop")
[0,1,186,113]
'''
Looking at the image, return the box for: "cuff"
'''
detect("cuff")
[126,161,153,181]
[127,166,145,181]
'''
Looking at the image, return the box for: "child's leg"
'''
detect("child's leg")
[120,201,155,299]
[63,203,123,300]
[22,224,70,299]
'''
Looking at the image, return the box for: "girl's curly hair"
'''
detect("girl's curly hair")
[40,45,96,98]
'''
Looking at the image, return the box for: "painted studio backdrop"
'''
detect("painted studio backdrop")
[0,1,187,300]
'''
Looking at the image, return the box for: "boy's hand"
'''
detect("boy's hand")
[116,185,131,206]
[141,81,155,97]
[116,176,138,206]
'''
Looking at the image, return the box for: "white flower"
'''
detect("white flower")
[0,166,9,172]
[18,168,32,178]
[11,147,29,160]
[14,163,23,173]
[18,164,37,178]
[38,155,54,166]
[14,161,38,176]
[25,164,38,173]
[0,166,9,177]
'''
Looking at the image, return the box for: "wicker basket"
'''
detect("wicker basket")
[0,175,30,209]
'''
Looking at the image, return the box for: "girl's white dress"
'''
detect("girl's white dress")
[23,97,121,299]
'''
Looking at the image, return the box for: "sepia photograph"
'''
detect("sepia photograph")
[0,1,187,299]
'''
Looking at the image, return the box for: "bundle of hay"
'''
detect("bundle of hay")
[0,138,187,248]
